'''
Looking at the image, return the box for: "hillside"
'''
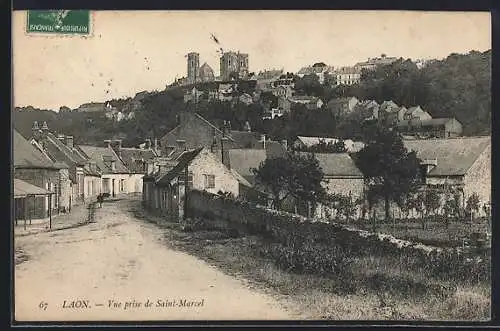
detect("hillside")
[13,49,491,146]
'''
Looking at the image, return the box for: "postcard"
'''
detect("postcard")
[12,10,491,322]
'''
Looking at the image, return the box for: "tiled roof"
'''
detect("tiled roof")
[299,152,364,177]
[119,148,157,173]
[156,148,203,185]
[77,145,130,174]
[403,137,490,176]
[14,178,53,198]
[227,149,267,185]
[43,132,88,166]
[13,129,59,169]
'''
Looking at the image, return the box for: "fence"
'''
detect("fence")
[186,189,489,282]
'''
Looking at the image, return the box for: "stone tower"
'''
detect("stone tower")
[187,52,200,84]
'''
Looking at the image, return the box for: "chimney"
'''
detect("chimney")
[176,139,186,151]
[57,134,65,142]
[65,136,74,149]
[41,121,49,131]
[260,134,266,149]
[104,139,112,148]
[221,137,230,166]
[281,139,288,150]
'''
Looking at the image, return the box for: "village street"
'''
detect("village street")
[14,197,293,322]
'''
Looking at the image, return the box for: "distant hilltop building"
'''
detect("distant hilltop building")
[220,51,249,81]
[296,62,335,84]
[355,54,399,71]
[186,52,216,84]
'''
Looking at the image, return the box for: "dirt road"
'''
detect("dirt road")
[14,198,293,321]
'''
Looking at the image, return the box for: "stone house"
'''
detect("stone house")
[30,122,101,205]
[403,136,491,213]
[271,86,294,99]
[403,106,432,121]
[114,141,159,193]
[327,97,360,117]
[159,112,262,154]
[296,152,364,219]
[13,129,63,221]
[77,144,131,197]
[397,117,463,138]
[289,96,324,110]
[142,148,251,219]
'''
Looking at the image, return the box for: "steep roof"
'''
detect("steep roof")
[119,148,157,173]
[14,178,53,198]
[380,100,400,112]
[403,137,490,176]
[299,152,364,177]
[227,149,267,184]
[42,132,88,167]
[77,145,130,174]
[156,148,203,185]
[13,129,59,169]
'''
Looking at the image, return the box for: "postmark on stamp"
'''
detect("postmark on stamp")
[26,10,91,35]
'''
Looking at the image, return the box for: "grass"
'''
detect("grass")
[132,203,491,321]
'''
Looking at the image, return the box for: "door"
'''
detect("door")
[112,179,116,197]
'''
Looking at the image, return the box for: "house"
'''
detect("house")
[271,85,294,99]
[333,67,362,86]
[403,136,491,211]
[78,143,131,197]
[271,73,295,88]
[297,152,365,219]
[262,108,284,120]
[225,141,287,186]
[396,117,463,138]
[356,100,380,120]
[354,54,399,71]
[403,106,433,121]
[293,136,365,153]
[142,148,251,219]
[115,142,159,193]
[13,129,64,222]
[289,96,324,110]
[159,112,262,154]
[30,121,101,205]
[327,97,359,117]
[297,63,334,83]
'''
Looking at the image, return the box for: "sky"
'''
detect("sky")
[12,10,491,110]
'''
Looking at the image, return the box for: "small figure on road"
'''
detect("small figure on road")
[97,194,103,208]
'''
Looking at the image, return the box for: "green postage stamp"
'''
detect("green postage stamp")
[26,10,91,35]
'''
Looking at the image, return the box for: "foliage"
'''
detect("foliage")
[294,139,348,153]
[350,51,491,136]
[424,190,442,216]
[252,152,326,211]
[355,125,422,220]
[294,73,324,97]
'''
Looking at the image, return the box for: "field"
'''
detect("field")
[134,206,491,321]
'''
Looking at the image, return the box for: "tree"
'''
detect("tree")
[466,193,480,222]
[294,73,324,97]
[252,152,326,214]
[355,125,421,221]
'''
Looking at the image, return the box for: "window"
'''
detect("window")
[120,179,125,192]
[204,174,215,189]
